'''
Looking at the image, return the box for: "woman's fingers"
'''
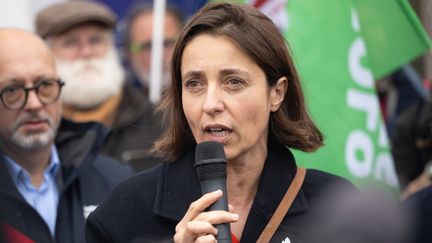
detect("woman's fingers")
[174,210,238,242]
[186,221,218,236]
[195,234,217,243]
[174,190,239,243]
[177,190,223,229]
[174,221,217,243]
[194,210,239,225]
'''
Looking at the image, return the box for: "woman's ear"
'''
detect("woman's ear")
[270,77,288,112]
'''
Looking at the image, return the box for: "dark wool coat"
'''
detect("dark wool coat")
[405,185,432,243]
[86,137,356,243]
[101,83,162,172]
[391,102,432,190]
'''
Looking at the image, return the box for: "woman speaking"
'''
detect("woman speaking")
[86,2,356,242]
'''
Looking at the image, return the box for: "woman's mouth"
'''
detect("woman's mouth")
[207,127,229,137]
[204,125,233,138]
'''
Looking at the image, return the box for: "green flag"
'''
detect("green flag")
[217,0,431,193]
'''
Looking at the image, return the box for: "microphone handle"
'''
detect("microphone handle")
[200,178,232,243]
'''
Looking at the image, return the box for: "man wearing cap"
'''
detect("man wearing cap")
[36,1,162,171]
[0,28,133,243]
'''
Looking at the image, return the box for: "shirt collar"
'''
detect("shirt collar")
[4,145,60,184]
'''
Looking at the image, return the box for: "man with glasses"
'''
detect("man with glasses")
[36,1,162,171]
[0,28,133,243]
[124,3,184,99]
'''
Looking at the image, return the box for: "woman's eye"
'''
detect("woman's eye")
[227,78,245,88]
[185,80,201,88]
[229,79,241,85]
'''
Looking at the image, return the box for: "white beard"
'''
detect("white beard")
[56,48,125,109]
[11,112,59,150]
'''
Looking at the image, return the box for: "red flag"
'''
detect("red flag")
[0,221,35,243]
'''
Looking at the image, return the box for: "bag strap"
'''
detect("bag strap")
[257,167,306,243]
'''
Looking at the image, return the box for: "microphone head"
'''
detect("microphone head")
[195,141,227,181]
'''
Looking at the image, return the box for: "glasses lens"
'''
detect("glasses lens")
[37,80,61,105]
[1,85,25,109]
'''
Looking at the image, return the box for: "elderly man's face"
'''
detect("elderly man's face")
[49,24,112,61]
[0,30,62,150]
[48,24,125,109]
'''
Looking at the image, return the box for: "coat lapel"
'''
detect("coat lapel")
[153,148,202,221]
[0,154,23,199]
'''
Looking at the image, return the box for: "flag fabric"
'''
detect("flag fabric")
[222,0,431,193]
[1,221,35,243]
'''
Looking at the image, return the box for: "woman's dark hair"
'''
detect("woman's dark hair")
[153,2,323,161]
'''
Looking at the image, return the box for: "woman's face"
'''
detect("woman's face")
[181,34,285,162]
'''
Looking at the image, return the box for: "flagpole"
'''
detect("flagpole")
[149,0,167,104]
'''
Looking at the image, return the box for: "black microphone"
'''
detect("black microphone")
[195,141,232,243]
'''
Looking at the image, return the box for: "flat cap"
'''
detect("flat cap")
[36,1,116,38]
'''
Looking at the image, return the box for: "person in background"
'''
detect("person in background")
[376,65,427,138]
[391,90,432,199]
[124,2,184,99]
[305,188,412,243]
[35,1,162,171]
[86,2,356,242]
[0,28,133,243]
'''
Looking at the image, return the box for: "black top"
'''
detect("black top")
[391,102,432,189]
[86,137,356,243]
[405,185,432,243]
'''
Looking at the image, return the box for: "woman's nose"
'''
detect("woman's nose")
[202,85,224,115]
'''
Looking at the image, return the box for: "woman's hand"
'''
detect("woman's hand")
[174,190,239,243]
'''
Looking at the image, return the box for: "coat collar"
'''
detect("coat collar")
[0,153,22,199]
[154,138,308,241]
[0,119,109,197]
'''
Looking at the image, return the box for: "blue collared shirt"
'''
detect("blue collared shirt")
[4,145,60,236]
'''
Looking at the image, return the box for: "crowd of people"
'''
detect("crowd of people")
[0,1,431,243]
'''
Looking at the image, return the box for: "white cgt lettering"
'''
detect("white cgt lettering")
[347,88,380,132]
[346,130,373,178]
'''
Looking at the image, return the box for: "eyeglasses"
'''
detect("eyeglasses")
[129,39,176,54]
[0,79,64,110]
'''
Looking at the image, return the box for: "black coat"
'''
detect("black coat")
[86,138,356,243]
[391,102,432,190]
[0,119,134,243]
[405,185,432,243]
[101,83,162,172]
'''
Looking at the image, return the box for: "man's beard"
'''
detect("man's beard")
[56,48,125,109]
[11,112,59,150]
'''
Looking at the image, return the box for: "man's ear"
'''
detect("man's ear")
[270,76,288,112]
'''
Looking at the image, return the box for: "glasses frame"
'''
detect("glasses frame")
[0,79,65,110]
